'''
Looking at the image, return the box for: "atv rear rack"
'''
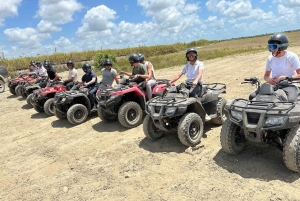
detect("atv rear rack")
[148,95,188,106]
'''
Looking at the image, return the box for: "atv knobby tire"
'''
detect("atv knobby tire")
[220,119,246,154]
[143,114,164,140]
[26,93,34,107]
[15,85,22,96]
[54,107,67,119]
[9,87,16,95]
[283,125,300,172]
[44,98,54,116]
[20,87,27,98]
[178,113,203,147]
[33,103,44,113]
[118,101,143,128]
[98,107,117,122]
[211,97,227,125]
[67,104,89,125]
[0,80,5,93]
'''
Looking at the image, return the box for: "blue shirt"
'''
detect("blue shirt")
[82,72,98,88]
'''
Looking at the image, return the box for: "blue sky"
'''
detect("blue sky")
[1,0,300,59]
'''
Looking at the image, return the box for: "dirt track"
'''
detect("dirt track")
[1,48,300,200]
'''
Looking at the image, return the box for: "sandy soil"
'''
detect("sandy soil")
[1,47,300,201]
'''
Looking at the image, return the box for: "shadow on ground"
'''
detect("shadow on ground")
[213,144,300,182]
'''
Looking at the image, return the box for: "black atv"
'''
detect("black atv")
[143,81,227,147]
[220,77,300,172]
[53,84,99,125]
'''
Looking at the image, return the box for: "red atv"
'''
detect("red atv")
[8,74,36,95]
[96,76,169,128]
[32,81,67,116]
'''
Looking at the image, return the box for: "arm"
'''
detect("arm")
[85,77,96,86]
[169,72,183,84]
[192,69,203,86]
[264,70,276,84]
[114,75,119,84]
[119,71,132,76]
[52,73,60,82]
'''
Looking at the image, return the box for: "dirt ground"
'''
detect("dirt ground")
[1,47,300,201]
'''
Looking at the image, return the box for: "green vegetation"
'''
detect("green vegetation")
[2,30,300,78]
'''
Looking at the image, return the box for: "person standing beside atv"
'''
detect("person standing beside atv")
[63,60,78,90]
[44,60,60,82]
[119,53,147,84]
[79,63,98,109]
[100,58,119,87]
[169,48,204,98]
[138,53,156,99]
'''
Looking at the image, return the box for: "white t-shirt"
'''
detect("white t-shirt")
[35,66,48,77]
[266,51,300,78]
[144,61,156,79]
[68,68,78,82]
[181,60,204,83]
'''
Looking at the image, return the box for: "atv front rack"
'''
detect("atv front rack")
[230,98,296,114]
[148,95,188,106]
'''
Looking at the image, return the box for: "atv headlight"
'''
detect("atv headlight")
[231,110,242,120]
[265,116,287,126]
[165,107,176,116]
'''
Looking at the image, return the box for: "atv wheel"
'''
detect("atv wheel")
[98,107,117,122]
[178,113,203,147]
[211,97,227,125]
[20,87,27,98]
[44,98,54,116]
[67,104,88,125]
[26,93,34,107]
[283,125,300,172]
[9,87,16,95]
[118,101,143,128]
[15,85,22,96]
[0,80,5,93]
[33,103,44,113]
[54,107,67,119]
[143,114,164,140]
[220,119,246,154]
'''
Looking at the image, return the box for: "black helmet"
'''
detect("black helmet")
[137,53,145,62]
[128,53,140,63]
[30,60,35,66]
[186,48,198,61]
[36,61,41,67]
[44,60,51,68]
[82,63,91,72]
[66,60,74,68]
[103,58,113,66]
[268,33,289,51]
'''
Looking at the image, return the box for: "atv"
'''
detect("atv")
[220,77,300,172]
[22,77,47,107]
[143,81,227,147]
[7,74,35,95]
[96,76,169,128]
[31,81,67,115]
[53,83,100,125]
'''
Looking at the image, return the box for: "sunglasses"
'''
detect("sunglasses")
[267,43,289,51]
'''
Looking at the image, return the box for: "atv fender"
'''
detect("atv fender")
[185,98,207,122]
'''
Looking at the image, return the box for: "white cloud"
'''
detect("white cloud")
[206,0,274,20]
[76,5,117,37]
[36,0,83,24]
[3,27,50,48]
[276,0,300,7]
[0,0,22,26]
[37,20,62,33]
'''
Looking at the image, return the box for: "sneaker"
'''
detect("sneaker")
[205,114,211,121]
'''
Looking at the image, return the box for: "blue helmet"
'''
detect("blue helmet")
[82,63,92,72]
